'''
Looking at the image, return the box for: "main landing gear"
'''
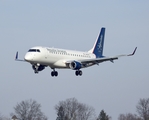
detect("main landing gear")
[75,70,82,76]
[50,69,82,77]
[51,69,58,77]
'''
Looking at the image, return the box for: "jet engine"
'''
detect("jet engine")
[69,61,82,70]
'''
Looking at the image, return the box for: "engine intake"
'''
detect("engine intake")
[69,61,82,70]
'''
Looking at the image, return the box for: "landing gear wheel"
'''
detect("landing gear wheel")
[34,70,38,74]
[75,70,82,76]
[51,71,58,77]
[51,71,55,77]
[55,71,58,76]
[78,70,82,76]
[75,71,79,76]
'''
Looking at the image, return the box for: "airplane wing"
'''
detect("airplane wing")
[81,47,137,64]
[66,47,137,65]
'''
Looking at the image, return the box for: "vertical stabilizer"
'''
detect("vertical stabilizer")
[90,28,105,58]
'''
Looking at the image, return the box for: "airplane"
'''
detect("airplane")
[15,27,137,77]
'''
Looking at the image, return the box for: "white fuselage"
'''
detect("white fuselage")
[24,46,96,69]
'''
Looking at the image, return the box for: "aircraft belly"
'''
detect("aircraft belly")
[45,54,67,68]
[53,60,68,68]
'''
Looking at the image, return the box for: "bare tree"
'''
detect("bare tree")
[136,98,149,120]
[118,113,142,120]
[118,114,125,120]
[13,99,48,120]
[77,103,95,120]
[55,98,95,120]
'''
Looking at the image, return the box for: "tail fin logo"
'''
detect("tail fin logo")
[97,35,103,52]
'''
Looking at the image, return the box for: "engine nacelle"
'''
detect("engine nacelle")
[69,61,82,70]
[32,65,45,71]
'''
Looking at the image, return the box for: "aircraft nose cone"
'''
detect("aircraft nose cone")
[24,54,32,61]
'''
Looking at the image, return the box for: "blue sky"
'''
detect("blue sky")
[0,0,149,119]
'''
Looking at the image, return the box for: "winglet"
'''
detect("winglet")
[15,51,25,61]
[128,47,137,56]
[15,51,18,60]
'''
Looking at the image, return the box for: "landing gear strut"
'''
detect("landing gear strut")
[51,69,58,77]
[33,64,39,74]
[75,70,82,76]
[34,70,38,74]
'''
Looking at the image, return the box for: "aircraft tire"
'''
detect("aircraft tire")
[34,70,38,74]
[75,71,79,76]
[55,71,58,76]
[51,71,55,77]
[75,70,82,76]
[78,70,82,76]
[51,71,58,77]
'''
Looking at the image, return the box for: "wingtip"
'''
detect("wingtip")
[15,51,18,60]
[128,47,137,56]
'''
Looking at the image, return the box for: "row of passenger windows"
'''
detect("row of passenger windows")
[49,51,91,58]
[28,49,40,52]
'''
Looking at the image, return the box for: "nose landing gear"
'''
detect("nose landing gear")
[32,64,45,74]
[33,64,40,74]
[34,70,39,74]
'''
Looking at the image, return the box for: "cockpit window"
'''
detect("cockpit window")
[37,49,40,52]
[28,49,36,52]
[28,49,40,52]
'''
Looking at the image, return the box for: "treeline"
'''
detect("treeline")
[0,98,149,120]
[118,98,149,120]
